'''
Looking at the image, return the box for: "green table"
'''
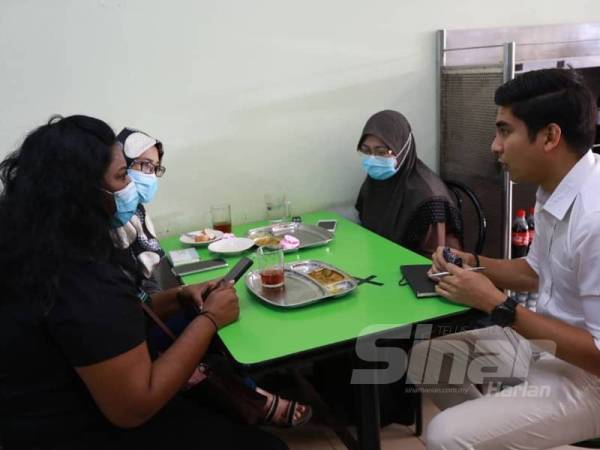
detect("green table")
[161,211,469,450]
[161,210,468,366]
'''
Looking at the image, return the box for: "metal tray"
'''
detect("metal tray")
[245,260,358,308]
[246,222,333,251]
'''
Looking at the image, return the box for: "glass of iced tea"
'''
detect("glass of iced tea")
[210,204,232,233]
[257,246,285,289]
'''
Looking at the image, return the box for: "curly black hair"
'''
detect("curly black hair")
[0,115,116,309]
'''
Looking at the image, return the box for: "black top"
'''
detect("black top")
[0,261,146,446]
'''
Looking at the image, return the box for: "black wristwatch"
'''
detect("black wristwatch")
[490,296,519,327]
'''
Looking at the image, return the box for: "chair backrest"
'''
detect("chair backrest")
[443,179,487,256]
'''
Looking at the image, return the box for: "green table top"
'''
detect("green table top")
[160,211,468,366]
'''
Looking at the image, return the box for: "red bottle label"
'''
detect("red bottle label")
[512,231,530,246]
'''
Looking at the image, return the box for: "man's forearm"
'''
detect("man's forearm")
[476,255,538,292]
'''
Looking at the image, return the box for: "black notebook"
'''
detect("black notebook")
[400,264,438,298]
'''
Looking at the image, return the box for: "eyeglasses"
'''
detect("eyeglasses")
[357,144,395,158]
[130,159,166,177]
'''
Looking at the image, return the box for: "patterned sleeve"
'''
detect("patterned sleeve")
[404,199,463,251]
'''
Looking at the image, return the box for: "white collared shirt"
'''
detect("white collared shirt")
[526,150,600,350]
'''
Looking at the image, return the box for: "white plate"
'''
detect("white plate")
[179,229,224,247]
[208,237,255,255]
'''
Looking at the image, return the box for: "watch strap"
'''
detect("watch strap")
[491,295,519,327]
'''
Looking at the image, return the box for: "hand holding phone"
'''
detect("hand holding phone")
[202,283,240,328]
[202,257,254,298]
[442,247,463,267]
[431,246,472,273]
[198,257,254,326]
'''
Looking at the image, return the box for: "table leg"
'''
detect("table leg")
[356,383,381,450]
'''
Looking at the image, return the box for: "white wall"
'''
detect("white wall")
[2,0,600,235]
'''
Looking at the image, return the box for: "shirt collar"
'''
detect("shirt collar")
[537,150,595,220]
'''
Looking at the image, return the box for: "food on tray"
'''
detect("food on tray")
[280,234,300,250]
[308,268,346,285]
[193,229,216,242]
[326,284,344,294]
[254,235,281,247]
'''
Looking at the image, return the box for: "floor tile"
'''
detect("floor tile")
[269,423,335,450]
[380,424,425,450]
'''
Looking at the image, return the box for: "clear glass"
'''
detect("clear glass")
[210,204,232,233]
[265,193,290,223]
[256,246,285,289]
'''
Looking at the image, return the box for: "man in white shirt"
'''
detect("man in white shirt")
[408,68,600,449]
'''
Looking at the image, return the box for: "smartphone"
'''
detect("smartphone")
[201,257,255,299]
[171,258,228,277]
[317,220,337,232]
[221,256,254,285]
[204,256,254,298]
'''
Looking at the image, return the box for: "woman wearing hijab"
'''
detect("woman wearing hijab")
[112,127,312,429]
[356,110,462,256]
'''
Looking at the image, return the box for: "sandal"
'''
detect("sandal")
[259,389,313,428]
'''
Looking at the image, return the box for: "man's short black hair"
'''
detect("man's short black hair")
[495,68,597,156]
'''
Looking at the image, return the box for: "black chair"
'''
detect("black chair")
[443,179,487,256]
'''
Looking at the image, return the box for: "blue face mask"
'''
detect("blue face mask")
[111,181,140,227]
[360,132,413,180]
[361,155,398,180]
[127,169,158,203]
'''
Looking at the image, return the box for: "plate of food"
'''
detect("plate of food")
[179,228,224,247]
[244,260,358,308]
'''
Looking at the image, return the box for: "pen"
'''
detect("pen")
[429,266,486,279]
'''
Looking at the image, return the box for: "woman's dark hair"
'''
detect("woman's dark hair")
[0,115,116,308]
[495,68,597,156]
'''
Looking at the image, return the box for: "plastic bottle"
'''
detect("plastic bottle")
[511,209,529,258]
[516,291,529,306]
[526,207,535,251]
[527,292,538,311]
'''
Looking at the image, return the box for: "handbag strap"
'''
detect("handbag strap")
[140,301,177,342]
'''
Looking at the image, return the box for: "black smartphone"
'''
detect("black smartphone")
[171,258,228,277]
[317,219,337,232]
[221,257,254,285]
[200,257,254,301]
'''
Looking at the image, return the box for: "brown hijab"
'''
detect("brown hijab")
[355,110,461,250]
